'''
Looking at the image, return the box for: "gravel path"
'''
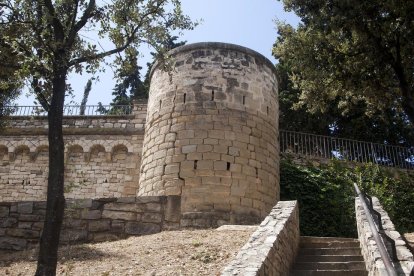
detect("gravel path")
[0,228,254,276]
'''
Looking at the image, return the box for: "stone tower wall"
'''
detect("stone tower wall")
[138,42,279,222]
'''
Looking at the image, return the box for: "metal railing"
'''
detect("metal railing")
[354,183,398,276]
[280,130,414,170]
[1,105,132,116]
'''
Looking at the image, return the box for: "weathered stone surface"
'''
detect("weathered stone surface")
[356,197,414,276]
[104,203,143,213]
[88,220,110,232]
[0,206,9,217]
[0,237,27,250]
[60,229,88,242]
[102,210,136,221]
[222,201,299,276]
[125,222,161,235]
[6,228,39,239]
[141,213,162,223]
[81,209,102,220]
[17,202,33,214]
[138,42,279,225]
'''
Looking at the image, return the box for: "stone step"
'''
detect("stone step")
[291,269,368,276]
[293,261,366,270]
[296,255,364,262]
[299,247,363,256]
[300,236,359,243]
[300,240,361,248]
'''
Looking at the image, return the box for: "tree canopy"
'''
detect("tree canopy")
[273,0,414,131]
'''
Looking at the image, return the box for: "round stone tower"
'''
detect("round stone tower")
[138,42,279,225]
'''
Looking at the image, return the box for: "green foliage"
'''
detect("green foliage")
[277,62,414,146]
[280,159,357,237]
[80,79,93,116]
[280,159,414,237]
[274,0,414,126]
[355,164,414,233]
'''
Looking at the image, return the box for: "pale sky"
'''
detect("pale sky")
[17,0,300,106]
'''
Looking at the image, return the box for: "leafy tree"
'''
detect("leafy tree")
[0,1,194,275]
[273,0,414,127]
[277,62,414,146]
[106,34,186,108]
[0,23,23,126]
[79,79,92,115]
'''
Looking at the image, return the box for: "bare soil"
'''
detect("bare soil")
[0,228,254,276]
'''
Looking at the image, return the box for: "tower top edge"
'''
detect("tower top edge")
[149,42,277,80]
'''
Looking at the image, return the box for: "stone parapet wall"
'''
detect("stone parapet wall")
[355,197,414,275]
[0,196,181,251]
[4,103,147,131]
[221,200,299,275]
[0,103,147,201]
[139,42,279,222]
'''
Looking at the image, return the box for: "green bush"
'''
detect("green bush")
[280,159,414,237]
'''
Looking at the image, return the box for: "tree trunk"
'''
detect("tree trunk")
[35,68,67,276]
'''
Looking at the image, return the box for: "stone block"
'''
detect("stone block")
[88,220,110,232]
[0,206,9,217]
[17,202,33,214]
[0,237,27,251]
[125,222,161,235]
[182,145,197,154]
[60,229,88,242]
[6,228,39,239]
[214,161,228,171]
[197,145,213,153]
[81,209,102,220]
[135,196,163,204]
[165,196,181,223]
[197,160,213,170]
[142,213,163,223]
[203,152,220,160]
[0,217,18,228]
[187,152,203,160]
[165,164,180,174]
[111,220,125,232]
[144,203,162,212]
[104,203,143,213]
[102,210,136,221]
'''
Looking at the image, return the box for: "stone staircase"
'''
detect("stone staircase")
[290,236,368,276]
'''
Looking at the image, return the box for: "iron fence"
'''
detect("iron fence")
[1,105,132,116]
[280,130,414,170]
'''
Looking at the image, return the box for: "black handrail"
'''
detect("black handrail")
[354,183,398,276]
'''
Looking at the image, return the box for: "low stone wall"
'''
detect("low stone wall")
[221,200,299,275]
[0,196,181,251]
[355,197,414,275]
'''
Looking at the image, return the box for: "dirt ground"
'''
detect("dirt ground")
[0,228,255,276]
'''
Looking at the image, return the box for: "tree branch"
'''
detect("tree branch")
[66,0,96,47]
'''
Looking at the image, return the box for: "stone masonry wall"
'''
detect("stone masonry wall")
[139,42,279,225]
[0,103,147,201]
[0,196,181,251]
[356,197,414,275]
[221,201,299,275]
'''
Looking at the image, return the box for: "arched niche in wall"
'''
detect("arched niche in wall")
[0,145,8,161]
[66,144,85,163]
[89,144,107,162]
[33,145,49,161]
[111,144,129,161]
[13,145,31,162]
